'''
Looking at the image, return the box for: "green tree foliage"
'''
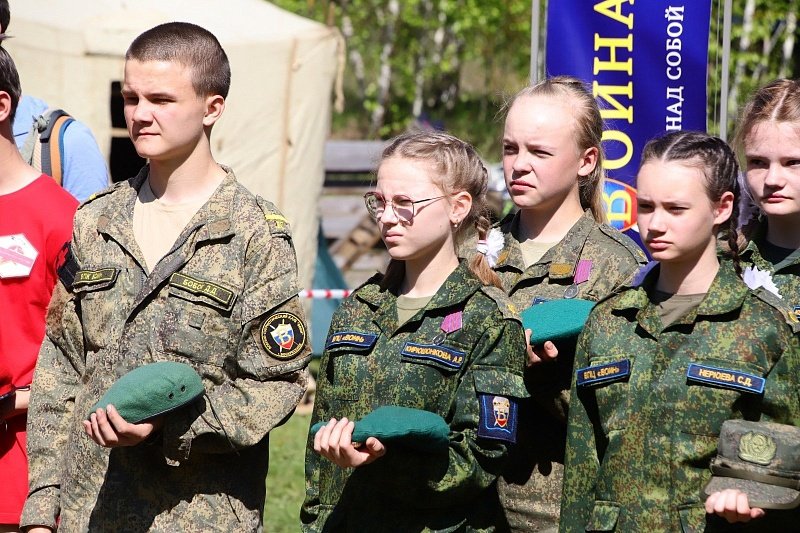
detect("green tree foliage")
[272,0,798,150]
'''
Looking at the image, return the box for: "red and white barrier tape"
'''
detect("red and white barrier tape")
[299,289,352,299]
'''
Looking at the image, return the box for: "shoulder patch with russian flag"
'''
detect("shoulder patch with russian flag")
[477,394,518,443]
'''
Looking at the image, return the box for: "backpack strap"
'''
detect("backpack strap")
[20,108,74,186]
[39,109,74,186]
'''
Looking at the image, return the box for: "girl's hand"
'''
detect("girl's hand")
[705,489,765,523]
[525,329,558,365]
[314,417,386,468]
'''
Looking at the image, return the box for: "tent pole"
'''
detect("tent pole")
[719,0,732,140]
[530,0,542,84]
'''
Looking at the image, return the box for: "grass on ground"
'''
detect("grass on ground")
[264,410,312,532]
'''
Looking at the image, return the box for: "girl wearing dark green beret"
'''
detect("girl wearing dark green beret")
[561,131,800,531]
[302,131,527,531]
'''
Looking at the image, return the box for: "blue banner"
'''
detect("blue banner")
[546,1,712,240]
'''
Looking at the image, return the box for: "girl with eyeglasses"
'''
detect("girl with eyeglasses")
[302,131,527,531]
[561,131,800,531]
[492,76,647,531]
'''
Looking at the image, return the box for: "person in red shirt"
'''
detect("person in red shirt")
[0,37,77,532]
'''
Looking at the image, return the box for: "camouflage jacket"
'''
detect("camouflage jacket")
[20,167,310,532]
[561,261,800,532]
[492,210,646,531]
[301,261,527,532]
[741,220,800,311]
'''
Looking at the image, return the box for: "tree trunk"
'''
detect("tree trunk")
[780,0,798,78]
[369,0,399,137]
[728,0,756,116]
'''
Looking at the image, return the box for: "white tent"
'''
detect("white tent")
[6,0,343,289]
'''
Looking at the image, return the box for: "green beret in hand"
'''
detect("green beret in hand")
[88,361,204,423]
[521,298,595,346]
[311,405,449,452]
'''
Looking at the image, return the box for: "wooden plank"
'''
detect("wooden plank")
[324,140,386,173]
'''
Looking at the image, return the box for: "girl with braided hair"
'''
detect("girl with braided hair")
[302,131,527,531]
[561,130,800,531]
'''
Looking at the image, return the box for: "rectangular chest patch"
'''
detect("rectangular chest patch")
[72,268,119,287]
[326,331,378,350]
[477,394,518,443]
[400,342,466,371]
[577,359,631,387]
[169,273,235,308]
[686,363,765,394]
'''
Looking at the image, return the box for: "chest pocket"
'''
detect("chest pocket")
[324,332,377,401]
[73,267,130,351]
[578,355,633,433]
[160,274,239,368]
[680,358,766,436]
[397,339,468,412]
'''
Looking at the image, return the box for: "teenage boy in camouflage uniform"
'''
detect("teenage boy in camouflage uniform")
[21,22,309,532]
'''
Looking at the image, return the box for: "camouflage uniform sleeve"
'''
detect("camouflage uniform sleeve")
[366,314,527,507]
[300,298,355,530]
[559,311,601,533]
[21,255,86,529]
[161,221,311,462]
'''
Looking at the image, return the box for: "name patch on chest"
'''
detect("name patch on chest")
[73,268,119,287]
[400,342,466,371]
[169,273,235,308]
[326,331,378,350]
[686,363,765,394]
[477,394,518,443]
[576,359,631,387]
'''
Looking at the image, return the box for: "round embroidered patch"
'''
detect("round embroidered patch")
[260,312,307,360]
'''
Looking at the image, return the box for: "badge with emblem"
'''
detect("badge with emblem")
[260,312,307,360]
[0,234,38,279]
[738,431,777,466]
[791,305,800,323]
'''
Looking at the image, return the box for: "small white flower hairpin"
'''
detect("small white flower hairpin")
[476,228,505,268]
[742,265,782,299]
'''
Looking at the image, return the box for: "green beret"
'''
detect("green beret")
[311,405,449,452]
[88,362,204,423]
[521,298,595,345]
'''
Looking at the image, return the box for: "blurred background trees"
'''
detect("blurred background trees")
[272,0,799,156]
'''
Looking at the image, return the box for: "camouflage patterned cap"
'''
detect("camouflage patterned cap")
[88,362,204,424]
[703,420,800,510]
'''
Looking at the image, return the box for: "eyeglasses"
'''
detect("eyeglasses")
[363,192,447,222]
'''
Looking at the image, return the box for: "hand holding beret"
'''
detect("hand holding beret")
[312,405,449,452]
[88,361,204,423]
[521,298,595,346]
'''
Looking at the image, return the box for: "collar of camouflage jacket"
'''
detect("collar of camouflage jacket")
[742,219,800,273]
[610,259,749,324]
[94,165,239,259]
[493,209,596,281]
[356,260,482,336]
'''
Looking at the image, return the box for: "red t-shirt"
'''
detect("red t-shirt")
[0,175,77,524]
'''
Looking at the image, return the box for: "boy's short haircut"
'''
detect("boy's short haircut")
[0,37,21,122]
[126,22,230,99]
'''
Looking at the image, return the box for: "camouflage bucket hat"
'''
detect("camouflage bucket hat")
[87,361,204,424]
[703,419,800,510]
